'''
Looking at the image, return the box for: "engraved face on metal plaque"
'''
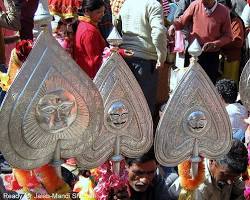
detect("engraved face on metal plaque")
[76,52,153,169]
[155,62,232,167]
[107,101,129,129]
[0,31,104,169]
[36,89,77,133]
[187,111,207,131]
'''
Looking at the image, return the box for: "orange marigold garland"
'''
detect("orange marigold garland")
[178,159,205,190]
[178,158,205,200]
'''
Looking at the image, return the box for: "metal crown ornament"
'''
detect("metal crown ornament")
[155,40,232,167]
[77,30,153,172]
[0,30,104,170]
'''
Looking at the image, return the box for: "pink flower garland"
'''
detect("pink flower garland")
[94,160,128,200]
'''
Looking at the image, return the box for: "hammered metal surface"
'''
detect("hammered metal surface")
[0,31,104,169]
[76,52,154,169]
[155,62,232,167]
[239,59,250,111]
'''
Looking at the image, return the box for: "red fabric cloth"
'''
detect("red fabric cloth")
[48,0,81,19]
[0,1,15,64]
[174,0,232,48]
[73,21,106,79]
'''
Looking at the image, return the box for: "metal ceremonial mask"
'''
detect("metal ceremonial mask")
[76,51,154,169]
[239,60,250,111]
[155,56,232,167]
[0,31,104,169]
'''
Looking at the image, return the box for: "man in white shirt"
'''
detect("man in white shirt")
[215,79,248,142]
[119,0,167,117]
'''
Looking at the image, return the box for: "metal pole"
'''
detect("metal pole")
[112,136,123,175]
[53,140,62,178]
[190,139,201,200]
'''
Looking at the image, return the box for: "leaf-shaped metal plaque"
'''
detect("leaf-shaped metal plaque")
[0,31,104,169]
[155,62,232,167]
[239,59,250,111]
[76,52,153,169]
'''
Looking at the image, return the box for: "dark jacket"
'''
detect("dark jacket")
[130,173,178,200]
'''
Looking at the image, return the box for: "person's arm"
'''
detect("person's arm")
[168,2,194,39]
[148,1,167,68]
[0,0,21,30]
[212,9,233,48]
[204,14,240,53]
[173,1,195,31]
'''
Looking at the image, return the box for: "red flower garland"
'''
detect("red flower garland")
[15,40,33,62]
[94,160,128,200]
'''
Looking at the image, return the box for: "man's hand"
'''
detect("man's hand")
[155,61,164,70]
[124,49,134,57]
[202,42,218,52]
[116,48,134,57]
[108,186,130,200]
[168,25,175,38]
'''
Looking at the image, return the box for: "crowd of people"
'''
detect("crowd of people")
[1,0,250,199]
